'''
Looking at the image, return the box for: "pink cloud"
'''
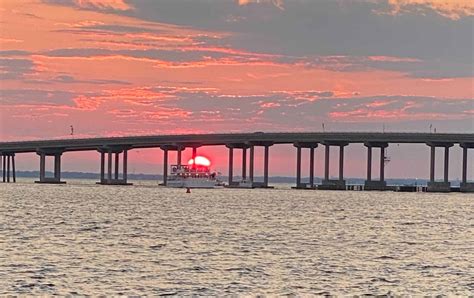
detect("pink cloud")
[368,56,421,63]
[0,37,23,43]
[329,106,470,122]
[73,95,102,110]
[260,102,281,108]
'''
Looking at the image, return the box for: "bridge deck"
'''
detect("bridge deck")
[1,132,473,153]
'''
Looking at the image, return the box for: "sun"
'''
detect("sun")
[188,156,211,167]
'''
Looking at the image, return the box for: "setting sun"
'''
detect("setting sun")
[188,156,211,167]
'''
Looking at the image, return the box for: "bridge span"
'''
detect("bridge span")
[1,132,473,192]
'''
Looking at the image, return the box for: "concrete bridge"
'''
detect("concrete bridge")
[1,132,473,192]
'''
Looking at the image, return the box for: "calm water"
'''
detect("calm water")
[1,179,473,295]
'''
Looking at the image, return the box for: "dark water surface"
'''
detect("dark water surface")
[1,180,473,295]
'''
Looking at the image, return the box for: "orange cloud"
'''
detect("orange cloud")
[387,0,474,19]
[74,0,132,11]
[0,37,23,43]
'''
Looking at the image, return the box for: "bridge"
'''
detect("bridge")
[1,132,473,192]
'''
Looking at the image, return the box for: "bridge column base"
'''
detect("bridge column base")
[319,179,346,190]
[35,179,66,184]
[97,179,133,186]
[251,182,274,189]
[364,180,388,191]
[460,182,474,193]
[225,181,252,188]
[292,183,317,190]
[225,181,240,187]
[427,181,451,193]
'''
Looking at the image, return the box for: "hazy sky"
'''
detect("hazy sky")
[0,0,473,178]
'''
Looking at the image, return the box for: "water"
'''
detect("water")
[1,179,473,295]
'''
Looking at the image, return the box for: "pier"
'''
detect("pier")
[0,132,473,192]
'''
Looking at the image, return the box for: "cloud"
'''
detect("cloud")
[56,24,166,35]
[3,83,473,135]
[147,88,474,129]
[0,50,32,57]
[0,58,35,80]
[51,74,130,85]
[385,0,474,19]
[40,47,276,67]
[0,38,24,43]
[5,85,468,130]
[91,0,472,79]
[72,0,132,11]
[327,96,474,121]
[299,55,473,79]
[4,84,471,127]
[237,0,284,10]
[0,89,78,106]
[42,0,133,14]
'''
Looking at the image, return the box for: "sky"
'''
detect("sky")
[0,0,473,178]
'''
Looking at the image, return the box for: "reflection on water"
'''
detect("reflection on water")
[1,179,473,295]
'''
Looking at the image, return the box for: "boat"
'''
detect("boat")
[166,164,222,188]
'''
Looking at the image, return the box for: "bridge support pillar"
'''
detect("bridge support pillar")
[1,153,16,183]
[427,142,453,192]
[309,146,315,187]
[264,145,270,187]
[324,144,330,182]
[296,146,301,187]
[114,152,119,180]
[177,147,182,167]
[189,146,198,172]
[249,145,254,184]
[97,147,132,185]
[35,150,66,184]
[225,144,250,187]
[460,143,474,192]
[293,142,318,189]
[242,147,247,180]
[245,142,273,188]
[319,142,348,190]
[227,146,234,186]
[162,148,169,186]
[192,147,197,163]
[364,142,389,191]
[1,155,4,182]
[159,144,189,186]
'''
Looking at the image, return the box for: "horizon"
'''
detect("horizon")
[10,169,468,186]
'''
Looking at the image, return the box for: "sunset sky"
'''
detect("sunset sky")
[0,0,473,178]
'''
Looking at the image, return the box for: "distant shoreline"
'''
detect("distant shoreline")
[7,171,464,186]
